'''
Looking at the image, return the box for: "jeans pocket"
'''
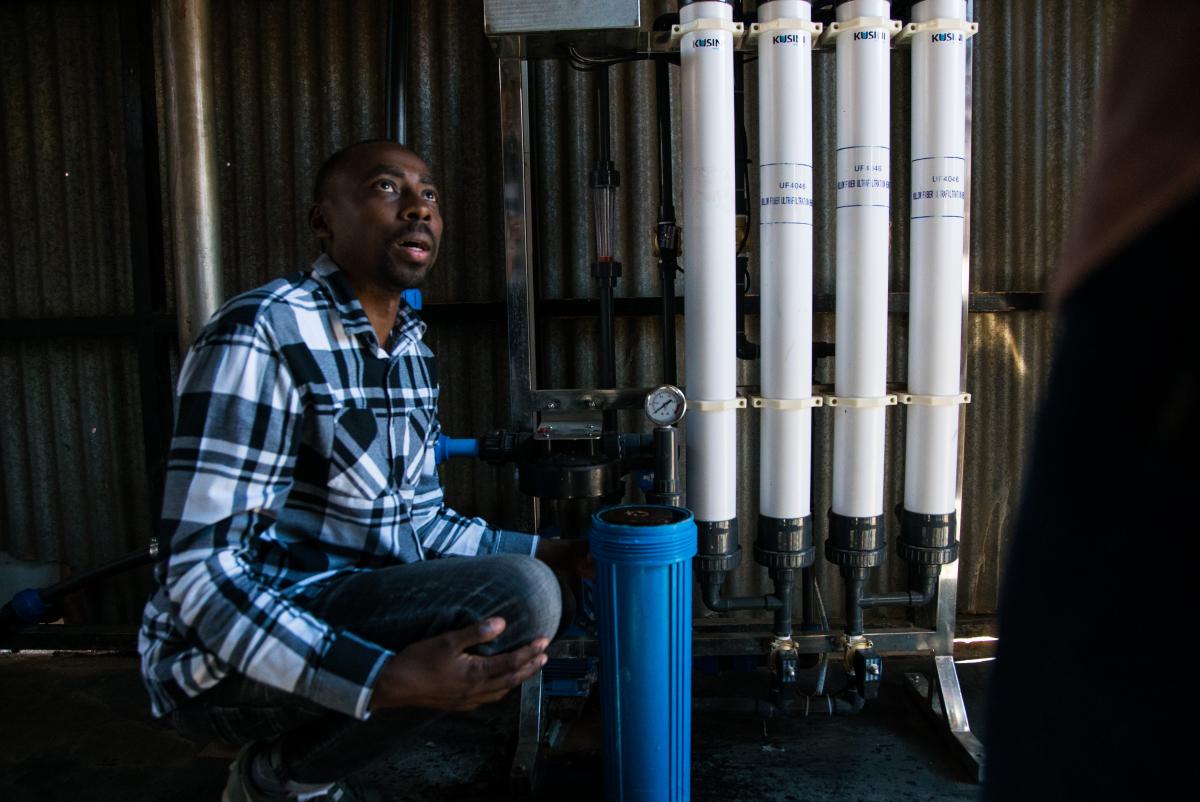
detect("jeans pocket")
[204,704,297,747]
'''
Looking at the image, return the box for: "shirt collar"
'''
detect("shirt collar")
[310,254,426,354]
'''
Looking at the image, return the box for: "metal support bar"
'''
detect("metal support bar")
[160,0,223,353]
[903,657,986,782]
[498,57,539,535]
[691,621,947,657]
[510,670,544,796]
[500,55,543,794]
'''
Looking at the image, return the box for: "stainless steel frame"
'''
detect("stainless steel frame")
[495,0,983,783]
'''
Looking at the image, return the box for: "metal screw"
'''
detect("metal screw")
[544,399,560,410]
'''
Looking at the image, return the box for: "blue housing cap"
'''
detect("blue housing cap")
[590,505,697,564]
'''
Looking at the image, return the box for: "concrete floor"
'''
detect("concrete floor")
[0,650,989,801]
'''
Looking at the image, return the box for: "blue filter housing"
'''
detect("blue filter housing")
[590,505,696,802]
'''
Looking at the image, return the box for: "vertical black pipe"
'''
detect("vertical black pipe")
[773,569,795,638]
[654,55,679,385]
[592,68,618,431]
[385,0,411,142]
[595,69,612,165]
[844,571,866,637]
[732,12,758,360]
[599,286,616,390]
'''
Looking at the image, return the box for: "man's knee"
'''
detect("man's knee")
[473,554,561,654]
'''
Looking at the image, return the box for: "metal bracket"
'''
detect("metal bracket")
[823,394,899,409]
[667,17,746,50]
[510,672,545,796]
[529,386,656,414]
[904,656,986,783]
[893,17,979,47]
[689,397,748,412]
[898,392,972,407]
[750,395,823,410]
[817,16,902,48]
[747,18,823,44]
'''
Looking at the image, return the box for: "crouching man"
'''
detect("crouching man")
[139,140,588,801]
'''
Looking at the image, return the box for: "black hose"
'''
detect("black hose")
[41,541,158,601]
[1,541,159,635]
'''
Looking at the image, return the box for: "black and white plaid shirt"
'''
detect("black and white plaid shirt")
[139,254,536,720]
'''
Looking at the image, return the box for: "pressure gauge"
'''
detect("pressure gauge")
[644,385,687,427]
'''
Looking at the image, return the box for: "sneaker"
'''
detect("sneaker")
[221,744,381,802]
[222,744,284,802]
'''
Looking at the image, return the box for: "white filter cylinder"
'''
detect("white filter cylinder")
[905,0,969,514]
[832,0,894,517]
[758,0,815,519]
[681,1,738,523]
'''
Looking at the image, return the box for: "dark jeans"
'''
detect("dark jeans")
[171,553,566,785]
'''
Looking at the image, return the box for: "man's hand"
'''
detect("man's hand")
[536,538,596,580]
[369,617,548,712]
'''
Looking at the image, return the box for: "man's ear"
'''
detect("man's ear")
[309,202,333,246]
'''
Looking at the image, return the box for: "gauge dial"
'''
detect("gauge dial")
[644,385,687,427]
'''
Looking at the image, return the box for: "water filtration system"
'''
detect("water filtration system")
[478,0,982,795]
[0,2,985,799]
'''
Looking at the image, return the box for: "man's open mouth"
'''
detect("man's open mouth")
[393,234,434,262]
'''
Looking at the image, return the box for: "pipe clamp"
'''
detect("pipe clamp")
[750,396,823,410]
[893,18,979,47]
[747,19,823,43]
[690,397,748,412]
[669,18,746,50]
[899,392,971,407]
[823,394,898,409]
[817,16,902,47]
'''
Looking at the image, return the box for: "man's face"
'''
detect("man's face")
[310,143,443,292]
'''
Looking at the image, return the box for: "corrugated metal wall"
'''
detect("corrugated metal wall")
[0,1,155,623]
[0,0,1127,623]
